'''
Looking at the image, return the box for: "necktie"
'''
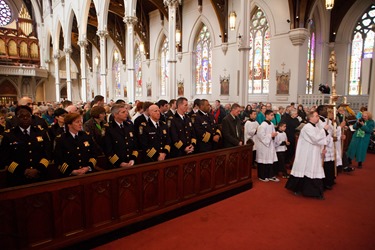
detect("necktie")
[156,122,159,129]
[74,134,78,140]
[120,124,124,129]
[23,129,29,136]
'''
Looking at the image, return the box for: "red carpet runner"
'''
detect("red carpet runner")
[95,154,375,250]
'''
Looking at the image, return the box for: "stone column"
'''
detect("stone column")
[238,0,250,105]
[78,39,88,102]
[97,29,108,102]
[53,52,61,102]
[124,16,137,103]
[164,0,180,99]
[64,47,73,101]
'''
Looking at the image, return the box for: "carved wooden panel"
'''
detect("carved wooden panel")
[214,155,226,188]
[0,39,5,55]
[0,200,17,249]
[16,193,53,248]
[118,175,139,219]
[59,186,85,236]
[163,166,179,205]
[182,162,197,199]
[199,158,212,193]
[20,41,28,57]
[30,42,39,58]
[142,170,159,212]
[8,40,17,56]
[239,150,251,180]
[227,152,239,184]
[89,180,113,227]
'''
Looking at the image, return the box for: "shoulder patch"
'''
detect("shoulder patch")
[56,134,62,138]
[5,129,10,133]
[86,131,90,135]
[141,122,147,126]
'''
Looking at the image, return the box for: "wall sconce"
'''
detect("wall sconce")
[94,56,100,67]
[114,50,119,62]
[176,29,181,46]
[229,11,237,31]
[325,0,334,10]
[139,41,145,53]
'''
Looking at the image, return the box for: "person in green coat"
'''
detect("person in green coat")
[347,111,375,168]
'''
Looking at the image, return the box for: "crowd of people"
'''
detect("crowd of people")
[0,96,374,200]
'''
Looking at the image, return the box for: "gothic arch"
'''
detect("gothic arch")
[0,78,20,100]
[188,17,216,52]
[251,0,276,37]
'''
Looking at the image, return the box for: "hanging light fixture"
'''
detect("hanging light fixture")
[139,41,145,53]
[114,50,119,61]
[94,56,100,66]
[325,0,334,10]
[176,29,181,46]
[229,11,237,31]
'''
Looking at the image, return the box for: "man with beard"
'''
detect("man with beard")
[1,105,51,186]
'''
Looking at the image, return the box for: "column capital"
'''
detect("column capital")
[163,0,181,8]
[78,39,88,48]
[53,53,60,60]
[64,47,72,55]
[123,16,138,25]
[96,29,108,38]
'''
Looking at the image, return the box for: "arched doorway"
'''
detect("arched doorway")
[0,80,18,105]
[60,86,67,100]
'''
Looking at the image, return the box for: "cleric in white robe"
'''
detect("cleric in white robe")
[285,111,329,199]
[256,110,279,182]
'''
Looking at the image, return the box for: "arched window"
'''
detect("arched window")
[194,24,212,95]
[135,46,142,97]
[306,32,315,94]
[349,4,375,95]
[112,50,121,97]
[0,0,12,27]
[160,38,169,96]
[249,7,270,94]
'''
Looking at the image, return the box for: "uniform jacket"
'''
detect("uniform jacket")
[193,110,221,153]
[169,112,196,158]
[103,120,139,167]
[1,126,51,186]
[54,131,98,176]
[138,119,171,162]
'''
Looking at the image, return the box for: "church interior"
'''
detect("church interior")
[0,0,374,112]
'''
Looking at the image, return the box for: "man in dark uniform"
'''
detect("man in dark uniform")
[133,101,153,136]
[1,105,51,186]
[103,104,139,168]
[157,99,169,123]
[188,98,200,124]
[54,113,99,177]
[139,104,171,163]
[169,97,196,158]
[193,99,221,153]
[49,108,67,141]
[6,97,48,130]
[221,103,244,148]
[165,99,177,119]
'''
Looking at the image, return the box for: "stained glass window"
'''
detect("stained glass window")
[248,7,270,94]
[306,32,315,94]
[112,50,121,97]
[135,46,142,97]
[194,25,212,95]
[0,0,12,27]
[349,4,375,95]
[160,38,169,96]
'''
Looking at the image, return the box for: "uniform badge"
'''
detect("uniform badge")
[130,131,134,137]
[189,122,192,127]
[84,141,90,147]
[163,129,167,134]
[167,120,171,127]
[36,136,43,142]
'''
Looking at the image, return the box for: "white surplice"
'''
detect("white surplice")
[291,122,327,179]
[256,121,278,164]
[244,120,259,151]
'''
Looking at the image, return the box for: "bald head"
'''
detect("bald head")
[65,105,79,114]
[149,104,160,122]
[18,97,33,107]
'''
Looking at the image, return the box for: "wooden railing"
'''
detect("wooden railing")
[298,94,369,112]
[0,145,253,249]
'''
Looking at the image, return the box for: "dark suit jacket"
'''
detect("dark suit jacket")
[221,114,243,148]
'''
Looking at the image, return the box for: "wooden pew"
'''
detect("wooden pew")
[0,145,253,249]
